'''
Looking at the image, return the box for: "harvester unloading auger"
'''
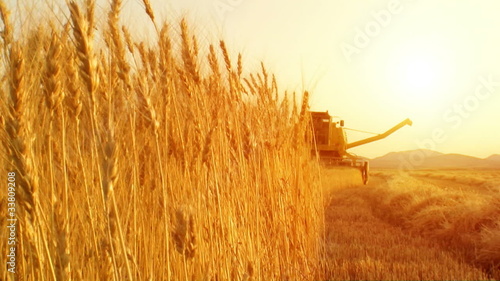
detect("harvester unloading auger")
[309,111,412,184]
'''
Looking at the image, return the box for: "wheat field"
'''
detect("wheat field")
[1,1,500,280]
[0,1,328,280]
[318,169,499,280]
[315,167,499,280]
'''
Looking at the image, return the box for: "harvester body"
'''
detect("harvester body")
[309,111,412,184]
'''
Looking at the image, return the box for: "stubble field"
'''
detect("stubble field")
[322,168,500,280]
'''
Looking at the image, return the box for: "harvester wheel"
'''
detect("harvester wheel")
[361,162,369,185]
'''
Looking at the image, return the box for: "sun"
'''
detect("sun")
[402,59,437,91]
[386,48,454,116]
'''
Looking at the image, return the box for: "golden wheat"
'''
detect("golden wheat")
[0,2,324,280]
[362,170,500,279]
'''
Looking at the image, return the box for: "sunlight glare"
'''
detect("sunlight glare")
[403,59,437,90]
[387,48,454,117]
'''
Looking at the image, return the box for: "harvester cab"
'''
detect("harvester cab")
[310,111,348,159]
[309,111,412,184]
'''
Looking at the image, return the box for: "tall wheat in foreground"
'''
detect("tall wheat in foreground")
[0,1,325,280]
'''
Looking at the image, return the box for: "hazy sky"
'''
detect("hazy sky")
[154,0,500,159]
[7,0,500,158]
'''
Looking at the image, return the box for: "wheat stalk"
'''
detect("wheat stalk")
[5,42,45,277]
[44,31,63,116]
[180,19,200,84]
[202,126,216,167]
[85,0,95,37]
[243,78,256,95]
[134,75,160,131]
[299,91,309,123]
[122,25,134,54]
[237,53,243,78]
[0,0,12,47]
[219,40,232,73]
[172,206,197,259]
[208,44,221,80]
[158,23,173,78]
[141,0,158,33]
[108,0,131,91]
[69,1,98,105]
[66,51,82,124]
[6,44,38,218]
[53,199,71,281]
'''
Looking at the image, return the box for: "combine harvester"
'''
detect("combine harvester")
[309,111,412,184]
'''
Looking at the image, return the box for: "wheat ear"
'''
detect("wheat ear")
[69,1,98,104]
[108,0,131,90]
[180,19,200,83]
[6,44,38,218]
[0,0,12,47]
[44,31,63,116]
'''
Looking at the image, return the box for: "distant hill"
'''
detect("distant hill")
[485,154,500,162]
[422,154,492,169]
[370,150,500,169]
[369,149,442,169]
